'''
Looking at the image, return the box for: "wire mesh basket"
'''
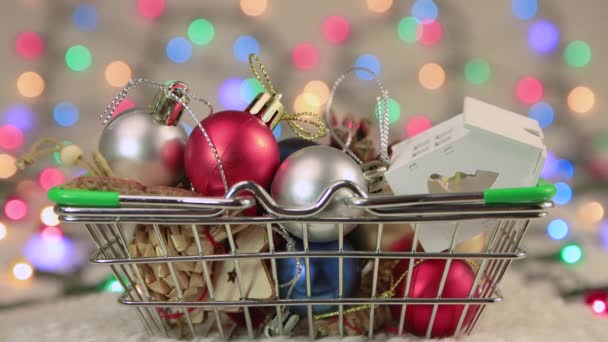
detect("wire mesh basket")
[49,180,555,340]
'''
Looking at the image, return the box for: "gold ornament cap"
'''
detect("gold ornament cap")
[245,92,286,130]
[151,80,190,126]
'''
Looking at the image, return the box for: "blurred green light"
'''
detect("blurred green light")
[560,243,583,264]
[397,17,420,43]
[593,135,608,152]
[239,77,264,103]
[65,45,92,71]
[564,40,591,68]
[374,97,401,125]
[464,58,491,85]
[188,19,215,45]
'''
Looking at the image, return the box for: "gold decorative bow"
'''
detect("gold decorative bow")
[249,53,327,140]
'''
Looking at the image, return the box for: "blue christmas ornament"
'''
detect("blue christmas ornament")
[276,239,360,316]
[278,137,319,163]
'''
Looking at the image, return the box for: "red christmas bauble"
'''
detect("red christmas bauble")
[184,110,280,196]
[390,259,479,338]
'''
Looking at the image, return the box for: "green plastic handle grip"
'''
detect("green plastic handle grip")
[48,187,120,207]
[484,181,556,204]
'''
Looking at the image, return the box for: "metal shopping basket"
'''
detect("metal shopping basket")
[49,180,555,340]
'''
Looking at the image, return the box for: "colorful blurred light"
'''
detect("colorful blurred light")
[541,151,558,178]
[412,0,438,22]
[240,0,268,17]
[406,115,432,138]
[24,234,74,272]
[464,58,491,85]
[40,226,63,239]
[564,40,591,68]
[560,243,583,264]
[233,35,260,62]
[137,0,165,19]
[0,154,18,179]
[0,125,24,150]
[114,99,135,117]
[65,45,92,71]
[2,104,35,132]
[567,86,595,114]
[354,54,381,80]
[592,300,607,314]
[39,167,65,190]
[4,198,28,221]
[273,124,282,140]
[40,206,60,226]
[304,80,330,104]
[108,279,124,293]
[528,19,560,54]
[12,262,33,281]
[294,92,321,113]
[512,0,537,20]
[292,43,319,70]
[219,77,248,109]
[53,102,79,127]
[0,222,6,241]
[239,77,264,104]
[515,76,543,104]
[73,4,98,31]
[17,71,45,98]
[419,63,445,90]
[323,15,350,44]
[397,16,421,43]
[373,97,401,125]
[556,159,574,180]
[187,19,215,45]
[553,182,572,205]
[15,31,44,60]
[578,201,604,226]
[528,102,554,128]
[419,20,443,46]
[105,61,132,87]
[166,37,192,64]
[547,219,569,240]
[601,221,608,249]
[367,0,393,13]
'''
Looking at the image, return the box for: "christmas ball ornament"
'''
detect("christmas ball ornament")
[271,146,367,242]
[390,259,479,338]
[276,239,360,316]
[98,81,189,186]
[278,137,319,163]
[185,93,284,196]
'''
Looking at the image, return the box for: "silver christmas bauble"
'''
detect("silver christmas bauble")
[271,145,367,242]
[98,107,188,186]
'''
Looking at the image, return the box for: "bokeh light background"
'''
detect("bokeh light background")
[0,0,607,313]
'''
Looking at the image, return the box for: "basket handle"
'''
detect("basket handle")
[483,180,556,204]
[48,187,120,207]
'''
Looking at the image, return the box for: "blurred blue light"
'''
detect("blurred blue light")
[528,20,560,54]
[600,220,608,249]
[219,77,248,109]
[73,4,98,31]
[528,102,554,128]
[181,122,193,136]
[354,54,381,80]
[2,104,36,132]
[512,0,537,21]
[166,37,192,64]
[547,219,569,240]
[24,235,74,272]
[412,0,438,22]
[273,124,282,140]
[557,159,574,180]
[53,101,79,127]
[541,151,558,179]
[553,182,572,205]
[233,35,259,62]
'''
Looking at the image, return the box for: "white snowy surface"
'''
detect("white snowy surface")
[0,270,606,342]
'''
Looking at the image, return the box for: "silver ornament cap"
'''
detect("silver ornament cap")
[98,81,189,186]
[271,145,367,242]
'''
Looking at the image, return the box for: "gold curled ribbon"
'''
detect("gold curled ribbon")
[16,137,113,177]
[313,259,480,321]
[248,53,327,140]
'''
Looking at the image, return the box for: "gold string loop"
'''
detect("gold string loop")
[248,53,327,140]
